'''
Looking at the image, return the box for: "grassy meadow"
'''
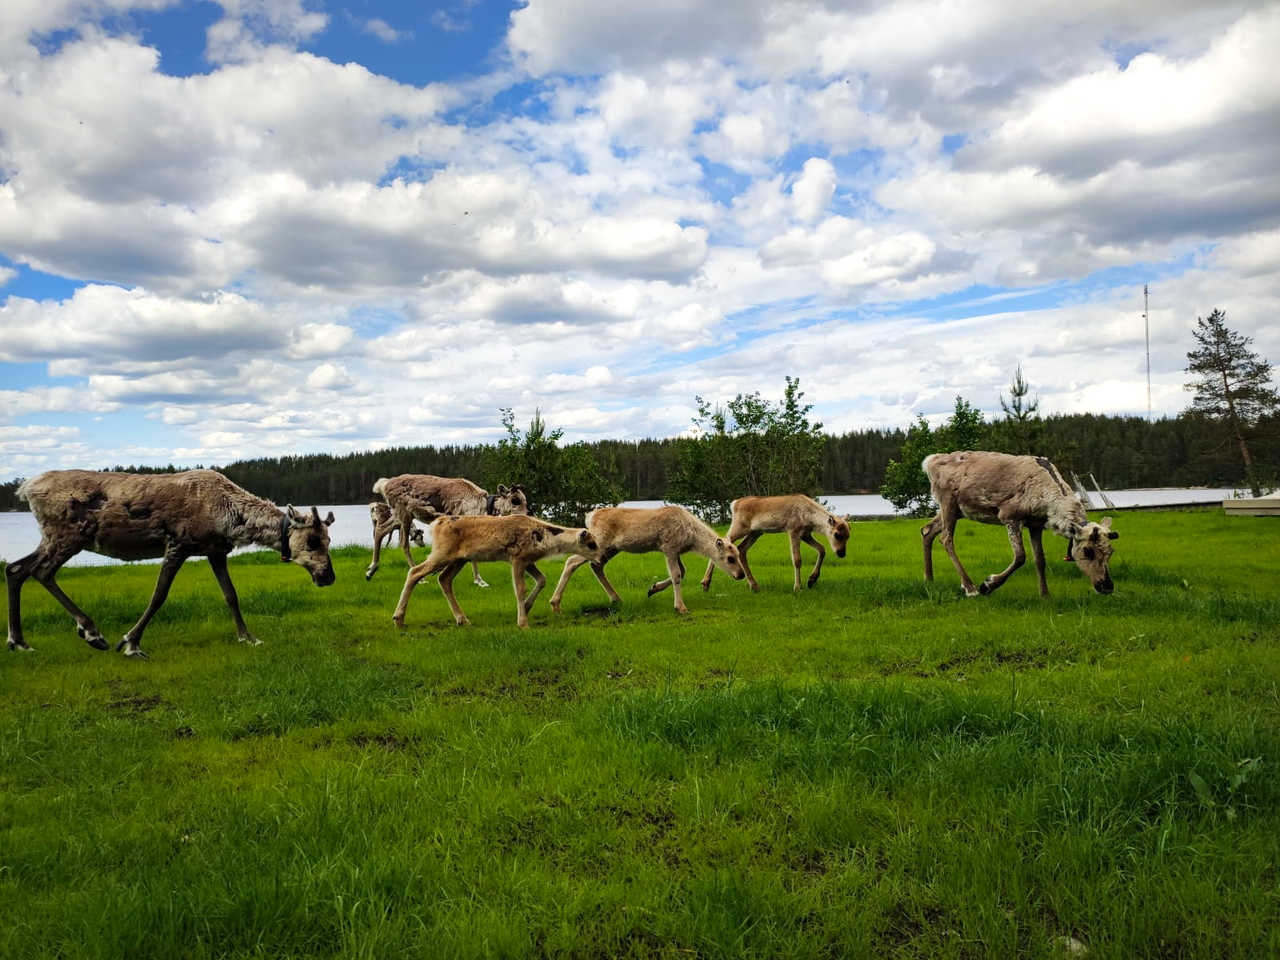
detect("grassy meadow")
[2,509,1278,959]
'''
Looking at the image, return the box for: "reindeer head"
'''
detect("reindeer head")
[828,514,853,558]
[284,505,337,586]
[576,528,600,558]
[494,484,530,515]
[712,537,746,581]
[1069,516,1118,594]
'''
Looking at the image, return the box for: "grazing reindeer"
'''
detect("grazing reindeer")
[392,515,599,629]
[921,451,1119,597]
[7,469,335,658]
[369,502,425,552]
[700,495,852,593]
[548,506,745,615]
[365,475,528,586]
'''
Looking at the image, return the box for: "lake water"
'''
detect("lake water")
[0,488,1246,567]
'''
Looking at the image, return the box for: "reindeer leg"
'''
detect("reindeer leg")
[523,562,546,615]
[400,520,415,567]
[938,506,980,597]
[1028,524,1050,598]
[512,561,531,628]
[119,551,187,658]
[6,545,98,651]
[392,554,449,627]
[208,551,260,645]
[438,560,470,626]
[788,530,805,593]
[14,543,109,651]
[590,552,623,604]
[921,513,943,582]
[732,532,762,592]
[979,522,1026,596]
[5,548,36,651]
[801,532,826,589]
[550,555,584,612]
[366,517,398,580]
[649,553,689,613]
[471,561,490,589]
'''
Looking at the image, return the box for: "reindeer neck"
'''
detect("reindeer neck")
[1046,493,1087,540]
[689,519,722,558]
[234,495,290,552]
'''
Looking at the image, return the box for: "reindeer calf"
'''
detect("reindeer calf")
[701,495,851,593]
[392,515,600,629]
[549,506,745,615]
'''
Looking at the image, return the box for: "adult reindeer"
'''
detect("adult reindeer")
[7,469,335,658]
[921,451,1119,597]
[365,475,527,586]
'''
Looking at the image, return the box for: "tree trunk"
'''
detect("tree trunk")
[1222,369,1261,497]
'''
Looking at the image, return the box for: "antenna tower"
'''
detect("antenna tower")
[1143,284,1151,421]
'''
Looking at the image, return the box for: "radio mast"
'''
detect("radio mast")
[1143,284,1151,421]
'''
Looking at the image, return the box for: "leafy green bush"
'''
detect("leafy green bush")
[880,396,986,516]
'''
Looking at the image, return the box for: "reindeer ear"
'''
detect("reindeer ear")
[286,504,302,521]
[324,511,335,526]
[1067,523,1080,538]
[532,529,543,542]
[498,484,509,495]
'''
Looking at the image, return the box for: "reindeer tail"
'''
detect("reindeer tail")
[372,477,390,499]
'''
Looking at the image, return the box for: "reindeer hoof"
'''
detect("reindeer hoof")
[239,634,263,646]
[7,637,32,652]
[365,568,377,581]
[749,583,760,593]
[454,617,471,627]
[392,616,405,629]
[963,587,981,598]
[645,584,660,598]
[119,640,148,659]
[807,575,819,589]
[474,579,490,589]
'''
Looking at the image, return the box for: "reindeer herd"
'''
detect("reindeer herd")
[5,451,1119,658]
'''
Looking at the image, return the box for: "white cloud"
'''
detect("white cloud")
[790,158,837,223]
[361,17,407,44]
[305,362,352,390]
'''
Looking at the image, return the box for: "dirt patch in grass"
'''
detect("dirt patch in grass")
[349,731,414,750]
[106,693,164,714]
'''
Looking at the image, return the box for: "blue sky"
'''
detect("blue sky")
[1,0,1278,480]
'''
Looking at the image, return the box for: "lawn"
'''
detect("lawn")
[2,509,1278,959]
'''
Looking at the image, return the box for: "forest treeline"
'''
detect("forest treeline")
[2,411,1275,511]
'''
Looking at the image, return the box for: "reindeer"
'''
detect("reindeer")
[6,469,335,658]
[921,451,1119,597]
[369,501,425,553]
[365,475,527,586]
[548,506,745,615]
[391,515,599,629]
[699,495,852,593]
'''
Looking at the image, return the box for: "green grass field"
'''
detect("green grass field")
[2,509,1278,959]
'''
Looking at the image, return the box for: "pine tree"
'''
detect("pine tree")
[998,364,1042,454]
[1184,309,1279,496]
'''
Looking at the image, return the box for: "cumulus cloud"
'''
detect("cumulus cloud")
[1,0,1277,480]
